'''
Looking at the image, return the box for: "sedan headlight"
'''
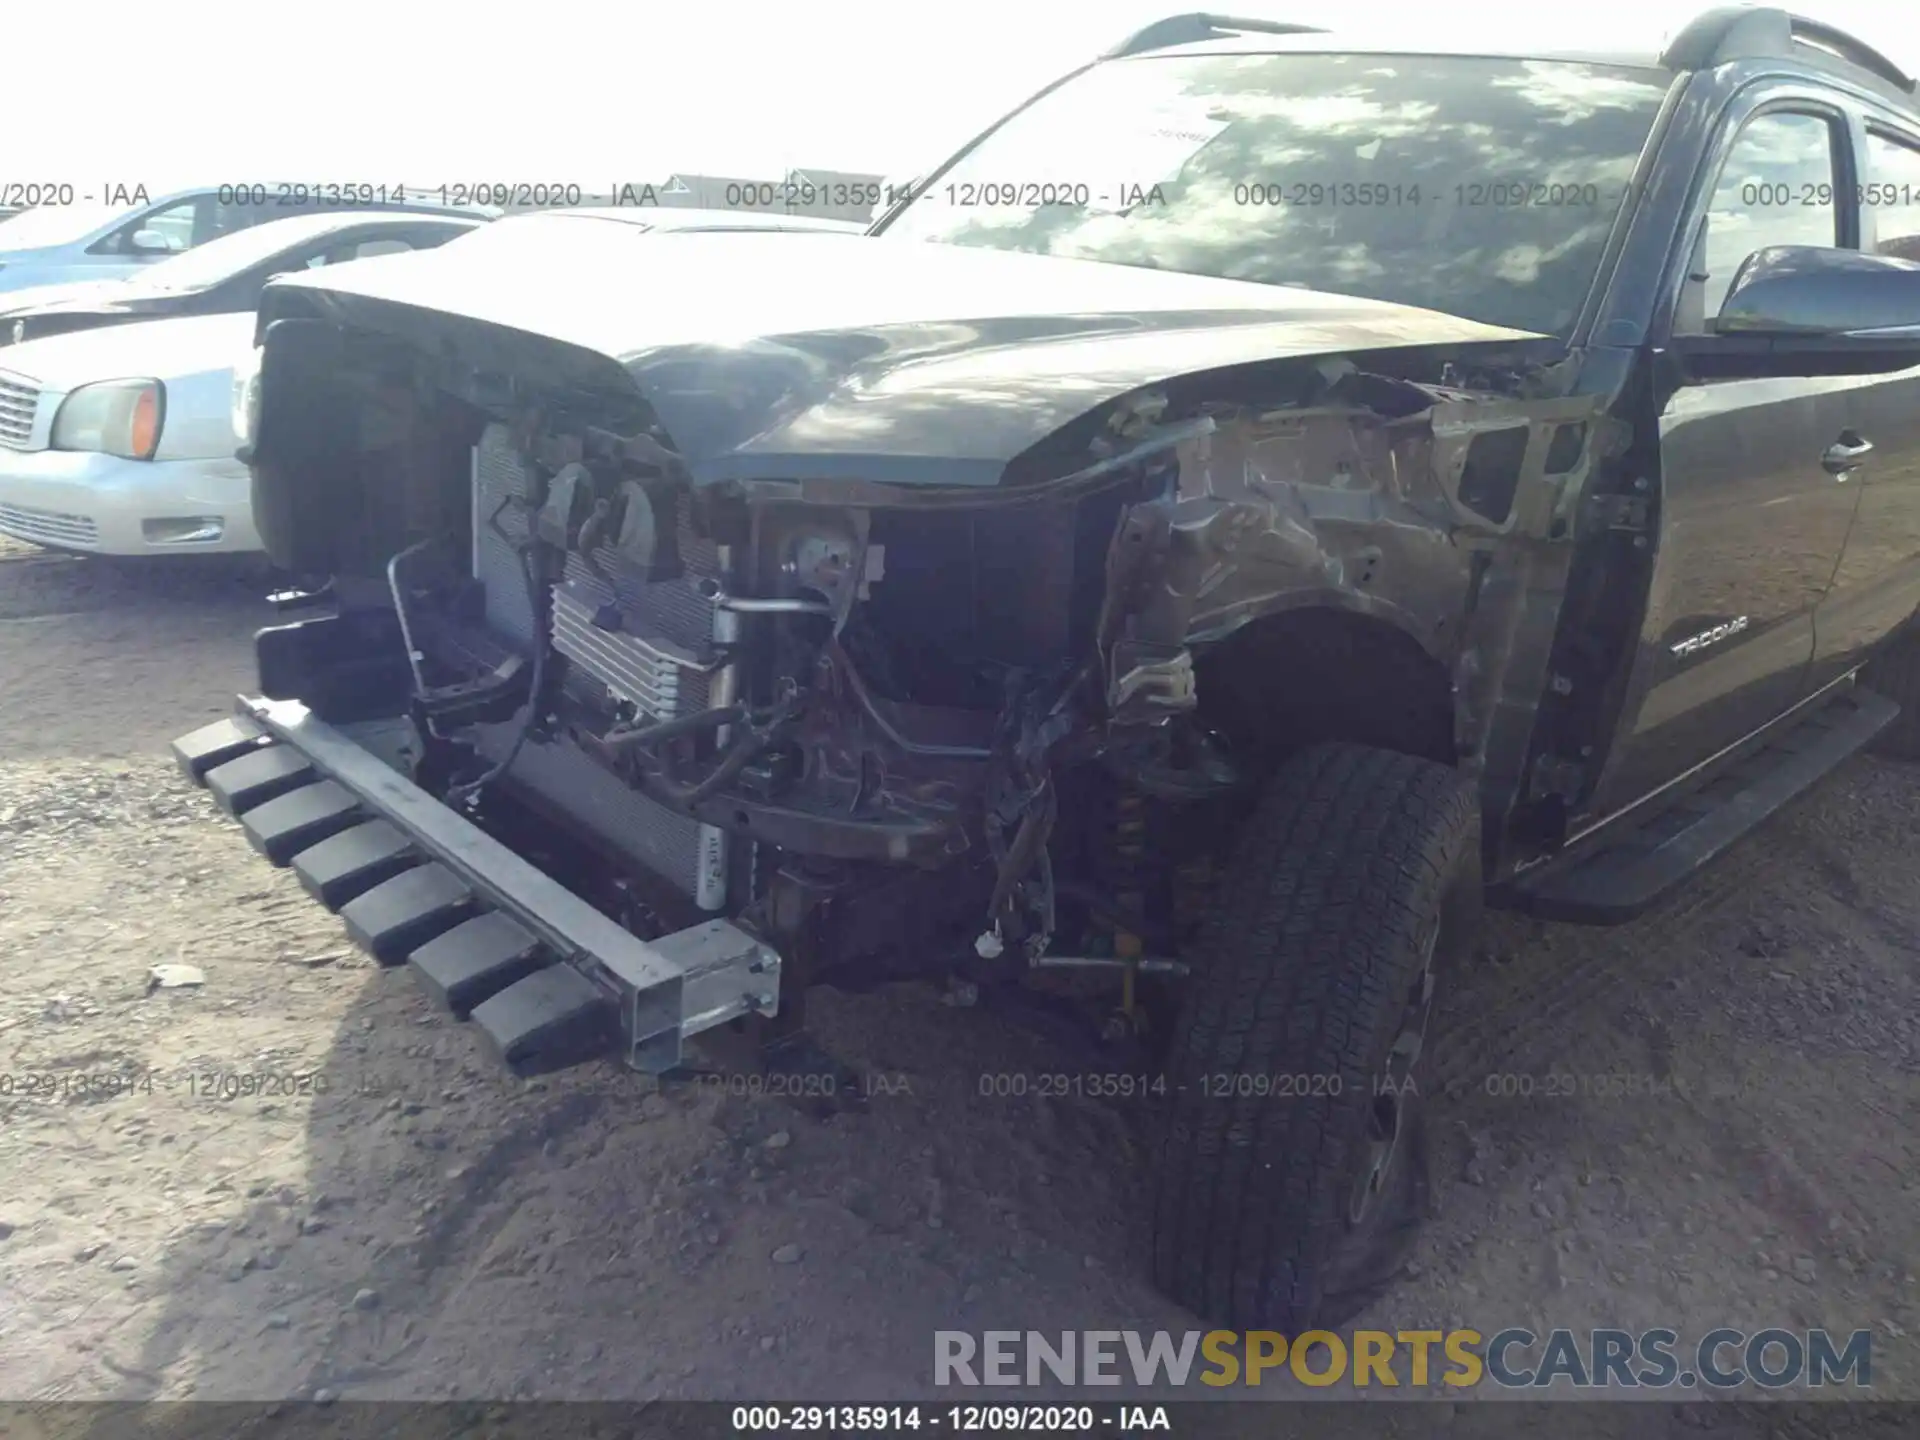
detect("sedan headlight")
[232,343,263,448]
[50,379,164,460]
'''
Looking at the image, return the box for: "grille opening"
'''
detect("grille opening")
[0,501,97,547]
[0,372,41,449]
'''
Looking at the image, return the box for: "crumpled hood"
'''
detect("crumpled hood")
[0,311,255,391]
[262,230,1552,486]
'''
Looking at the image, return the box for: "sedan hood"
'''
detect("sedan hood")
[0,311,256,390]
[263,230,1553,486]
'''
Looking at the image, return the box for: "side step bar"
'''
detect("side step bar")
[1499,684,1898,925]
[171,697,781,1075]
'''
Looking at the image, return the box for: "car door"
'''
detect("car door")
[1810,114,1920,689]
[1583,90,1865,821]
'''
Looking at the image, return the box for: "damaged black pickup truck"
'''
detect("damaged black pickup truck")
[173,7,1920,1330]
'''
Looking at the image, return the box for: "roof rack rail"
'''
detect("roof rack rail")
[1104,13,1329,59]
[1659,6,1916,94]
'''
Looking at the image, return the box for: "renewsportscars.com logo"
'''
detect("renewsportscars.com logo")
[933,1328,1873,1390]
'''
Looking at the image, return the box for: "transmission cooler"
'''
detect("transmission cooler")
[169,700,782,1076]
[470,421,732,909]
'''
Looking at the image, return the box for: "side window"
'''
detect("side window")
[143,203,200,249]
[1697,111,1844,322]
[1864,128,1920,263]
[90,198,200,256]
[306,237,416,269]
[207,200,274,242]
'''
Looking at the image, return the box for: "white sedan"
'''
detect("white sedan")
[0,311,258,554]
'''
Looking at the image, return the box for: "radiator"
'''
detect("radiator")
[469,423,729,909]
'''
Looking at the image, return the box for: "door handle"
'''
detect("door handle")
[1823,434,1874,476]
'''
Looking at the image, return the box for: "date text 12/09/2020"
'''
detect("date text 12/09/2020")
[203,181,918,210]
[0,1070,346,1103]
[730,1406,1172,1433]
[929,180,1622,209]
[0,1067,925,1104]
[5,177,1717,214]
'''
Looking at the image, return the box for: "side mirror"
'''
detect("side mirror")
[129,228,184,256]
[1677,246,1920,378]
[1718,245,1920,335]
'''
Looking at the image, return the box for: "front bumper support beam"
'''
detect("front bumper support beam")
[171,697,782,1075]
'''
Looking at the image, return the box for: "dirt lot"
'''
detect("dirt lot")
[1,533,1917,1431]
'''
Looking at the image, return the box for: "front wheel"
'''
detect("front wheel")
[1151,742,1481,1330]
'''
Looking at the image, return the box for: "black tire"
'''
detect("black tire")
[1151,742,1480,1331]
[1864,625,1920,759]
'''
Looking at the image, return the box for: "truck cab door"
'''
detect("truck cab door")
[1811,119,1920,691]
[1583,97,1863,822]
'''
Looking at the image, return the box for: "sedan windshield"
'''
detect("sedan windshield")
[879,52,1672,336]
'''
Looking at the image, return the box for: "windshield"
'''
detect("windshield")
[0,202,139,250]
[880,53,1672,335]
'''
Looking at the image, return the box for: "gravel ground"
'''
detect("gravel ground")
[1,534,1917,1435]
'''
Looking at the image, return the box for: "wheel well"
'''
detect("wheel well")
[1194,608,1456,772]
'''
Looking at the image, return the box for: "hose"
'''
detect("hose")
[602,704,749,750]
[446,542,548,808]
[624,694,803,808]
[654,725,775,807]
[386,537,438,699]
[828,638,994,760]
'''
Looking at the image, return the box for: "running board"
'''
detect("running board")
[170,697,782,1075]
[1497,685,1897,925]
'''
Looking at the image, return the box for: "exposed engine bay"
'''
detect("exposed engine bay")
[244,305,1624,1045]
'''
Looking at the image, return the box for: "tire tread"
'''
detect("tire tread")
[1151,742,1478,1329]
